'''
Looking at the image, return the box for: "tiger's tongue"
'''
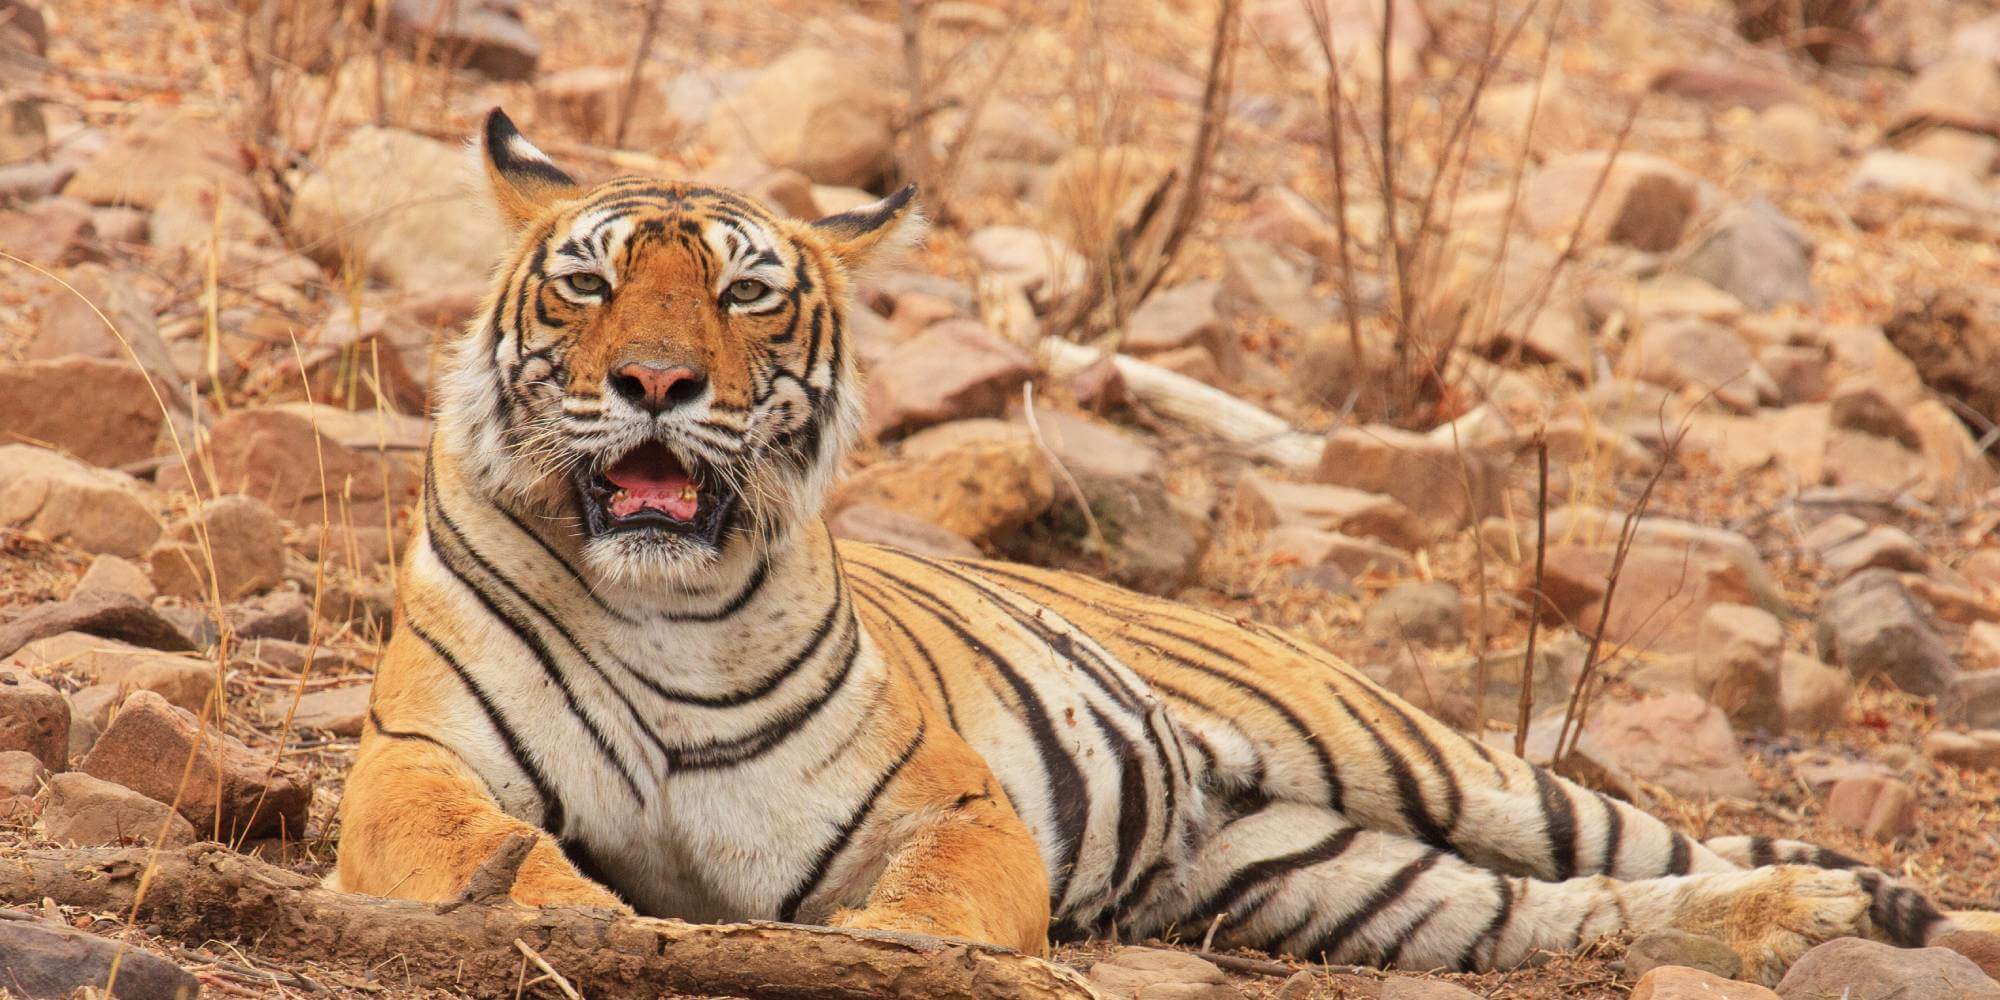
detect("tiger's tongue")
[604,444,699,521]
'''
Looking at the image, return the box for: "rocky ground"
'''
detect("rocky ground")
[0,0,1998,996]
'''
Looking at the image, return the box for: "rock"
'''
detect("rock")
[1620,319,1761,412]
[223,590,314,644]
[1218,237,1332,334]
[0,749,42,797]
[0,669,67,771]
[41,770,198,847]
[863,320,1034,441]
[1934,931,2000,982]
[73,553,156,602]
[63,112,253,210]
[1087,947,1231,1000]
[0,919,202,1000]
[967,226,1085,303]
[1882,288,2000,450]
[1262,525,1413,579]
[1815,523,1927,580]
[1633,965,1776,999]
[1380,979,1481,999]
[703,46,893,186]
[89,205,148,244]
[1623,929,1744,981]
[1648,59,1802,110]
[290,126,505,291]
[1926,730,2000,771]
[1009,410,1206,595]
[1848,150,1997,218]
[1903,129,2000,175]
[1523,152,1702,252]
[1637,603,1782,733]
[829,504,981,559]
[1243,184,1341,261]
[1776,937,2000,1000]
[296,523,397,574]
[1753,103,1838,167]
[1040,144,1174,248]
[1756,344,1829,403]
[1780,652,1851,735]
[0,590,195,662]
[0,356,165,468]
[1815,569,1956,697]
[535,65,642,145]
[0,196,95,265]
[1672,198,1813,312]
[1541,507,1779,605]
[81,690,311,841]
[1123,281,1240,378]
[155,406,418,523]
[25,264,179,394]
[274,307,433,414]
[1537,544,1760,654]
[285,685,370,737]
[1578,691,1757,799]
[8,632,215,716]
[1365,582,1463,646]
[1314,425,1505,534]
[1893,55,2000,138]
[832,425,1052,544]
[1942,672,2000,729]
[1824,774,1917,842]
[146,495,287,602]
[384,0,538,80]
[1234,473,1426,549]
[1971,622,2000,668]
[0,445,159,558]
[0,160,67,201]
[1830,379,1923,450]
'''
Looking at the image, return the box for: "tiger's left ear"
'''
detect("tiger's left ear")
[810,184,926,273]
[481,108,580,231]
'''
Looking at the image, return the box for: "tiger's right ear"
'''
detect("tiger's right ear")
[481,108,579,231]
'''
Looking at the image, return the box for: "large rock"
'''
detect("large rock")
[62,111,253,210]
[1523,152,1702,251]
[1776,938,2000,1000]
[1672,198,1814,311]
[0,445,159,558]
[1815,569,1956,697]
[1824,774,1916,842]
[1623,929,1743,981]
[1942,672,2000,730]
[0,920,201,1000]
[702,46,893,186]
[1892,55,2000,138]
[0,196,95,266]
[1580,692,1757,799]
[1620,319,1762,411]
[1780,652,1851,734]
[1633,966,1776,999]
[290,126,505,291]
[384,0,539,80]
[863,320,1034,441]
[155,406,419,523]
[1630,603,1782,733]
[285,685,370,737]
[41,770,198,847]
[1314,425,1506,534]
[73,553,157,602]
[8,632,216,716]
[831,423,1053,544]
[1926,730,2000,771]
[1538,544,1760,654]
[81,690,311,841]
[1260,525,1412,579]
[26,264,180,399]
[1087,947,1231,1000]
[0,668,67,771]
[1235,472,1426,549]
[966,226,1086,303]
[0,356,165,468]
[1122,281,1241,378]
[829,504,981,559]
[1364,581,1463,646]
[146,494,287,602]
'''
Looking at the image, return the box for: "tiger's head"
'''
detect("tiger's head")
[437,109,921,583]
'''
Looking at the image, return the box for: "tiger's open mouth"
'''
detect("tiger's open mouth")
[574,441,738,547]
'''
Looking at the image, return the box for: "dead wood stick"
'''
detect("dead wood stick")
[0,845,1101,1000]
[1193,950,1378,980]
[436,831,535,914]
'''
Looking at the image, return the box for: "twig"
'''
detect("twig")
[1193,951,1379,979]
[437,832,537,914]
[1022,384,1109,559]
[173,946,325,994]
[1514,434,1549,759]
[612,0,668,148]
[1200,912,1226,953]
[513,939,582,1000]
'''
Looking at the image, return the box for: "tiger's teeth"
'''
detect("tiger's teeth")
[679,485,697,502]
[612,489,629,503]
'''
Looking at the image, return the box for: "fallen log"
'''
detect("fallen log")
[1038,338,1324,470]
[0,844,1101,1000]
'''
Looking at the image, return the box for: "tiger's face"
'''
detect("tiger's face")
[438,110,921,582]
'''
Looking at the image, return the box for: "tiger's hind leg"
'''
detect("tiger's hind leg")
[1150,803,1871,986]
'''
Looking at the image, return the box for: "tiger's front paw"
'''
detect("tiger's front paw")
[511,870,632,913]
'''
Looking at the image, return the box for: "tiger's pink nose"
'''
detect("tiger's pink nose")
[611,362,707,414]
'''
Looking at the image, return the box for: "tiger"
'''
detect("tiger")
[334,108,1989,986]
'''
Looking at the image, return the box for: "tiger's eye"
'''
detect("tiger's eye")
[563,273,608,296]
[726,279,768,304]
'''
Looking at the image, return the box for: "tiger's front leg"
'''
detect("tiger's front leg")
[824,720,1052,956]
